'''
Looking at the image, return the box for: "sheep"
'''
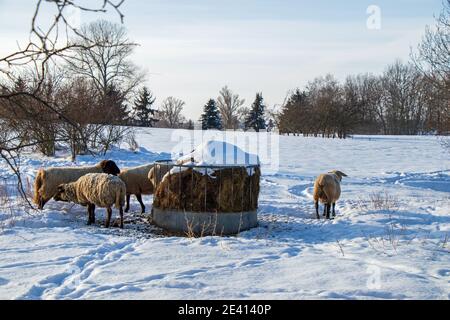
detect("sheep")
[118,164,155,213]
[53,173,126,228]
[148,164,171,191]
[313,170,347,219]
[33,160,121,210]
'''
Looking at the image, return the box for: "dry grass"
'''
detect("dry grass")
[184,213,226,238]
[355,189,400,213]
[125,134,139,153]
[369,190,400,212]
[0,180,16,230]
[154,166,260,213]
[0,178,35,231]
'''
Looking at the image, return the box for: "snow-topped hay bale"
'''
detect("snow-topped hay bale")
[152,141,260,236]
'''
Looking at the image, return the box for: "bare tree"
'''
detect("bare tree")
[67,20,144,99]
[0,0,126,205]
[158,97,186,128]
[412,1,450,94]
[412,0,450,133]
[217,86,245,130]
[381,61,426,135]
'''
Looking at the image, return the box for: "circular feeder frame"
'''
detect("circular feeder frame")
[151,160,260,236]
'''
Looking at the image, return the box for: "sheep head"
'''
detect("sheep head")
[53,184,70,202]
[53,184,78,203]
[148,167,159,189]
[99,160,121,176]
[329,170,348,181]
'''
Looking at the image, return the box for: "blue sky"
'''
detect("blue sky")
[0,0,444,118]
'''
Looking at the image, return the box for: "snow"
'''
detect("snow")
[169,140,260,176]
[0,128,449,300]
[176,140,260,167]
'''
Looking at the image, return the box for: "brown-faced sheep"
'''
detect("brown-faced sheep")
[118,164,154,213]
[148,164,171,190]
[313,170,347,219]
[33,160,120,209]
[53,173,126,228]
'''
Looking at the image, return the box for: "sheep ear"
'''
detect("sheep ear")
[99,160,108,169]
[337,171,348,178]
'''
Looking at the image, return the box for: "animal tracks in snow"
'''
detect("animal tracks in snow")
[16,240,139,299]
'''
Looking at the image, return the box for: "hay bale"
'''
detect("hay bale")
[153,165,260,213]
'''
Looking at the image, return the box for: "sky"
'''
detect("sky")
[0,0,445,119]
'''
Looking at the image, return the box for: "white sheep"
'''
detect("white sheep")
[147,164,171,191]
[118,164,154,213]
[33,160,121,209]
[53,173,126,228]
[313,170,347,219]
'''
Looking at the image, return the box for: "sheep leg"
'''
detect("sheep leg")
[332,203,336,217]
[323,204,327,217]
[87,204,96,225]
[119,206,124,229]
[39,197,50,210]
[315,201,320,219]
[326,203,331,219]
[136,194,145,213]
[125,194,130,213]
[105,207,112,228]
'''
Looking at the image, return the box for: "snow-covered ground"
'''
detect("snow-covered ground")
[0,128,449,300]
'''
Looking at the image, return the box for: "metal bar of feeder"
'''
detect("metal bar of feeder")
[204,167,207,212]
[191,168,194,212]
[249,167,253,209]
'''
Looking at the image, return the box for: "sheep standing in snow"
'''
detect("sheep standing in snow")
[313,170,347,219]
[33,160,120,209]
[53,173,126,228]
[148,164,171,191]
[118,164,154,213]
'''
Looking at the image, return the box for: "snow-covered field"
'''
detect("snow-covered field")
[0,128,449,300]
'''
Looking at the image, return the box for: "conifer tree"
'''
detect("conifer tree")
[244,93,266,132]
[133,86,157,127]
[200,99,222,130]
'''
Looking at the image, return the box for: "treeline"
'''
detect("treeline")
[278,2,449,138]
[199,87,270,132]
[278,63,448,138]
[0,20,177,160]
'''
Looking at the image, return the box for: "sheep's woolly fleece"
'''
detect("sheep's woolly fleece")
[313,172,343,204]
[33,162,108,205]
[119,164,154,195]
[61,173,126,209]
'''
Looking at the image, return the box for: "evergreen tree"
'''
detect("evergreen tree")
[200,99,222,130]
[133,86,157,127]
[103,84,129,125]
[244,93,266,132]
[186,119,195,130]
[14,77,28,92]
[267,119,275,132]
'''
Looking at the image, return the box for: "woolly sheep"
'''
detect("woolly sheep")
[118,164,154,213]
[313,170,347,219]
[148,164,171,191]
[33,160,120,209]
[53,173,126,228]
